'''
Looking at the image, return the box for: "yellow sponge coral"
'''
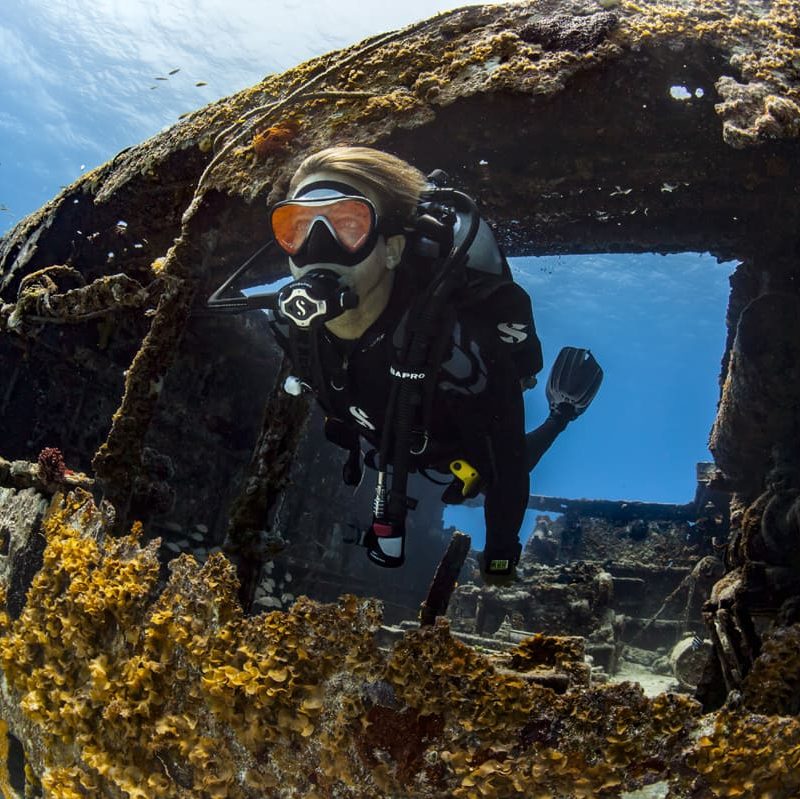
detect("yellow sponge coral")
[2,490,800,798]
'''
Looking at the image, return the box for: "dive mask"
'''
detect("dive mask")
[270,181,391,267]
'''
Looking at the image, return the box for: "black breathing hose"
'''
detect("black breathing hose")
[379,190,481,527]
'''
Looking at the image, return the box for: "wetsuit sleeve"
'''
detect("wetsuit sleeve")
[464,277,543,383]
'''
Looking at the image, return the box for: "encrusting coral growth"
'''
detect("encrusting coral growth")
[0,717,17,799]
[1,491,800,797]
[36,448,67,485]
[741,623,800,715]
[208,0,800,203]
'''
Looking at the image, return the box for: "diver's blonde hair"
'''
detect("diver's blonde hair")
[288,146,428,227]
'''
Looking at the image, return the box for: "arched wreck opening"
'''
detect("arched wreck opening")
[379,45,763,259]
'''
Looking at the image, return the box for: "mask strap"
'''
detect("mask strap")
[294,180,367,199]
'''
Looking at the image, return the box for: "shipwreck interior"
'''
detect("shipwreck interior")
[2,31,798,662]
[1,1,800,794]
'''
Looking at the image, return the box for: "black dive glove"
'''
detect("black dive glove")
[479,541,522,586]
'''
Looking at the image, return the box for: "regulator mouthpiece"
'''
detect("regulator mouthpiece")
[276,268,358,329]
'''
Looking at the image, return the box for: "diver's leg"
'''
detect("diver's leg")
[526,346,605,471]
[525,411,570,472]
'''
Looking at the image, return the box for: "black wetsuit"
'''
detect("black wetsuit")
[270,265,545,559]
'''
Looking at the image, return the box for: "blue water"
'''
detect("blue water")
[0,0,469,235]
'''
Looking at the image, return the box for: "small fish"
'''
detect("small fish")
[168,68,180,75]
[155,76,168,81]
[195,81,208,87]
[150,86,157,90]
[0,204,9,212]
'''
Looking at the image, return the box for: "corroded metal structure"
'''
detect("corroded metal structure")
[1,1,800,795]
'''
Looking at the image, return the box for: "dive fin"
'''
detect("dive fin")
[546,346,603,419]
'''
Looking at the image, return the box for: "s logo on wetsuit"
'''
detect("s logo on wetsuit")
[349,406,376,430]
[497,322,528,344]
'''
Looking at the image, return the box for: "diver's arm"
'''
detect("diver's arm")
[445,313,529,577]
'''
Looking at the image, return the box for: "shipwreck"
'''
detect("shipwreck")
[1,0,800,796]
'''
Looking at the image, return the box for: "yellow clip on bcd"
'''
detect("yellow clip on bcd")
[449,459,481,497]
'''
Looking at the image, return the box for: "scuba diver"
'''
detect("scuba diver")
[211,146,602,583]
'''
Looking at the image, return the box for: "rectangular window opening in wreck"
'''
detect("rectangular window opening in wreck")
[444,251,737,551]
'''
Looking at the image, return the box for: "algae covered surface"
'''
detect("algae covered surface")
[0,491,798,798]
[194,0,800,202]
